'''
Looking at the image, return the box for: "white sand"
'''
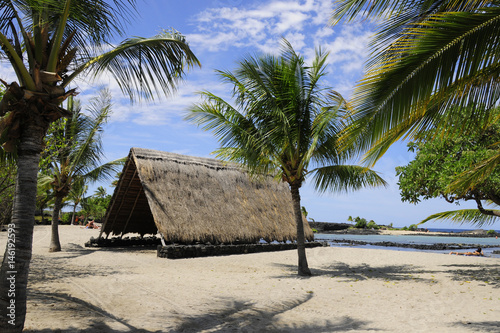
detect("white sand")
[1,225,499,332]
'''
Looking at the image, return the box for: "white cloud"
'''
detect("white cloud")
[190,0,333,52]
[188,0,371,81]
[274,11,310,33]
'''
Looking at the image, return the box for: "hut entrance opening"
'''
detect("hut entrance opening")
[99,156,158,239]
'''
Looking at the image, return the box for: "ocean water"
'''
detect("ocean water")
[315,233,500,258]
[427,228,500,233]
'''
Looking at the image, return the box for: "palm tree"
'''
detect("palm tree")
[0,1,199,331]
[67,177,87,225]
[331,1,500,175]
[40,91,124,252]
[187,40,387,276]
[93,186,108,199]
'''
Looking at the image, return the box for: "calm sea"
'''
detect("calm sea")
[315,231,500,258]
[427,228,500,233]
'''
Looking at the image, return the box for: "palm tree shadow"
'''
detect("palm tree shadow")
[49,242,99,260]
[28,253,121,285]
[453,321,500,332]
[272,262,435,283]
[174,294,378,332]
[25,291,160,333]
[441,264,500,288]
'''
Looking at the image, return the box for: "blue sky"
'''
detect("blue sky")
[35,0,498,229]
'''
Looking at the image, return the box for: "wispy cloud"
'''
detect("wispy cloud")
[189,0,331,53]
[188,0,372,78]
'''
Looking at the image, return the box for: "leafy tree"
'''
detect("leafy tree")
[331,1,500,183]
[39,91,124,252]
[354,217,367,228]
[396,112,500,227]
[408,224,418,231]
[0,1,199,331]
[80,191,111,222]
[187,40,387,276]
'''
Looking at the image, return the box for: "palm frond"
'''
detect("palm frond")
[311,165,387,193]
[331,1,500,170]
[448,150,500,194]
[67,31,200,101]
[355,8,500,138]
[419,209,500,227]
[69,89,112,173]
[83,157,126,183]
[187,37,386,196]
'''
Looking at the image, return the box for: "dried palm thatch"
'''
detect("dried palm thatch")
[100,148,313,244]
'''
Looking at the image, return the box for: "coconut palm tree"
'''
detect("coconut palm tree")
[0,1,199,331]
[40,91,124,252]
[331,1,500,176]
[187,40,387,276]
[67,178,87,225]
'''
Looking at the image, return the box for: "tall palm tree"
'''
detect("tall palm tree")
[187,40,387,276]
[0,1,199,331]
[331,1,500,174]
[40,91,124,252]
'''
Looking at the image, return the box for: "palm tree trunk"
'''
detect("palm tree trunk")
[49,195,63,252]
[0,119,46,332]
[290,183,311,276]
[71,203,77,225]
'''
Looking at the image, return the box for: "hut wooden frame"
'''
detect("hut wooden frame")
[98,148,313,245]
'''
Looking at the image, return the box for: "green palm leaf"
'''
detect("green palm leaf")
[312,165,387,193]
[66,31,200,101]
[419,209,500,227]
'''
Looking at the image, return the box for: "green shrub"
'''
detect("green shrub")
[311,228,318,233]
[367,221,379,229]
[354,217,367,228]
[408,224,418,231]
[487,229,497,235]
[60,212,72,224]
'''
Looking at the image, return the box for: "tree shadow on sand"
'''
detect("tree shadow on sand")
[272,262,435,283]
[174,294,378,332]
[28,252,122,285]
[453,320,500,332]
[23,291,377,333]
[441,264,500,288]
[24,291,161,333]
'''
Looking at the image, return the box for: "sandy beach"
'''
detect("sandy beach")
[0,225,499,332]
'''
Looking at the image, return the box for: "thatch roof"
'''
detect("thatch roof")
[100,148,313,244]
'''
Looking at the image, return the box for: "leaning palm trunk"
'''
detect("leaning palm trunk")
[290,183,311,276]
[49,195,64,252]
[71,203,77,225]
[0,119,46,332]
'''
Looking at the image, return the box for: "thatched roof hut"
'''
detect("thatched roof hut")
[99,148,313,244]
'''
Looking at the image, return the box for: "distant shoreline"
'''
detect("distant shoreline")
[309,222,499,238]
